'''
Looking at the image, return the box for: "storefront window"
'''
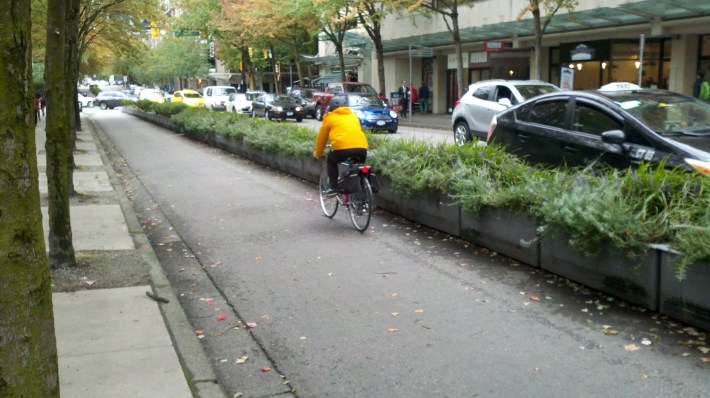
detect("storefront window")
[698,35,710,81]
[611,40,669,89]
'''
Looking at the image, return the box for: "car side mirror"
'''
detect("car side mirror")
[601,129,631,152]
[498,98,512,108]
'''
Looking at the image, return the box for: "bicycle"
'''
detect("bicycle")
[318,159,376,232]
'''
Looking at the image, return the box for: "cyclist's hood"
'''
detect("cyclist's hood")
[328,106,353,116]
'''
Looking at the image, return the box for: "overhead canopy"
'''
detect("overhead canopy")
[300,54,363,67]
[382,0,710,52]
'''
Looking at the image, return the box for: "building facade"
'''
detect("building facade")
[361,0,710,114]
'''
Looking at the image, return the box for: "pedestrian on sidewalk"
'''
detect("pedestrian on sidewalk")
[40,95,46,116]
[34,94,40,124]
[418,82,430,113]
[398,80,409,117]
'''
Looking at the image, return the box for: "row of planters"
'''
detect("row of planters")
[126,102,710,331]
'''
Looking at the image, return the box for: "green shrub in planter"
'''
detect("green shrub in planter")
[136,99,155,112]
[152,102,188,117]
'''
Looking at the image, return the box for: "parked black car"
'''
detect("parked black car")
[487,84,710,175]
[95,91,131,110]
[288,88,317,118]
[251,93,304,122]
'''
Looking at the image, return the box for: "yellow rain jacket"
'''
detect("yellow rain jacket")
[314,107,368,157]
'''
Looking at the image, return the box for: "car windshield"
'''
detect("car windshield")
[602,91,710,137]
[143,91,163,99]
[184,92,202,99]
[515,85,561,100]
[246,93,261,101]
[271,95,294,103]
[347,95,385,108]
[214,87,236,96]
[344,85,378,95]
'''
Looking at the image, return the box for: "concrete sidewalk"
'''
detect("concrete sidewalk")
[37,113,225,397]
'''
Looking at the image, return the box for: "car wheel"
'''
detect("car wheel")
[99,102,108,110]
[315,106,323,121]
[232,106,237,113]
[453,121,471,147]
[87,101,93,108]
[266,112,272,121]
[296,117,303,123]
[388,128,397,134]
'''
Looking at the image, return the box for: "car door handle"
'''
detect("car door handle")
[564,146,578,153]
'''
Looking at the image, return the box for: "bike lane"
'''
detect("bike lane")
[91,110,710,398]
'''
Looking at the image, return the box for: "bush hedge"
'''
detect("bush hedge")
[143,102,710,277]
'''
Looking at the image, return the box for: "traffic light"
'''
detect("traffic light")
[275,63,279,74]
[248,47,253,57]
[239,61,243,71]
[263,49,268,59]
[150,22,159,38]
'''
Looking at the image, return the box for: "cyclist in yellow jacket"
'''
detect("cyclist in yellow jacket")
[313,96,368,195]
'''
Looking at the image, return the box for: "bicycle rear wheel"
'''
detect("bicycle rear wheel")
[349,176,374,232]
[319,167,338,218]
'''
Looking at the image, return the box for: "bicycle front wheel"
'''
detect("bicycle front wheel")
[349,176,374,232]
[319,167,338,218]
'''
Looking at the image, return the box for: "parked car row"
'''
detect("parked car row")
[451,80,710,175]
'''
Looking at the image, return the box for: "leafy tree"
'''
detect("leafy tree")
[316,0,359,82]
[518,0,578,80]
[402,0,479,99]
[0,0,59,395]
[356,0,398,95]
[219,0,320,91]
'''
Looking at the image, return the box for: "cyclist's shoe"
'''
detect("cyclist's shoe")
[322,189,337,197]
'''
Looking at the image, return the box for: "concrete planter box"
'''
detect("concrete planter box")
[214,134,245,157]
[541,235,660,311]
[274,153,304,178]
[375,176,405,215]
[659,247,710,331]
[400,190,461,237]
[302,158,321,184]
[460,207,540,268]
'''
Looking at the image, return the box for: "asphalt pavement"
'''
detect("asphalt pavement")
[86,108,710,398]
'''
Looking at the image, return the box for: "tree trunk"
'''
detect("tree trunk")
[452,14,464,100]
[46,0,77,268]
[337,42,346,82]
[533,7,543,81]
[0,0,60,395]
[65,0,80,193]
[374,31,386,96]
[292,38,303,86]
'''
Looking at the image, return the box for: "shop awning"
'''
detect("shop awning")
[382,0,710,53]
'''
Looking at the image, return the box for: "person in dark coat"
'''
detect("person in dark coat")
[418,82,430,113]
[398,80,409,117]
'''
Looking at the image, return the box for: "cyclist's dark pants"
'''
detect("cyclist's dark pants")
[327,148,367,190]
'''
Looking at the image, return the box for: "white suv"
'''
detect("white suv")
[203,86,237,111]
[451,80,560,146]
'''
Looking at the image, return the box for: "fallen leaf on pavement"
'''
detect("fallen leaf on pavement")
[533,367,541,372]
[391,312,400,317]
[641,338,652,346]
[625,344,641,351]
[246,322,257,328]
[206,299,215,305]
[414,308,424,313]
[700,357,710,363]
[255,256,262,261]
[530,296,540,301]
[195,330,204,335]
[698,347,710,354]
[235,355,248,364]
[390,293,399,297]
[216,315,226,321]
[388,328,398,332]
[261,367,271,372]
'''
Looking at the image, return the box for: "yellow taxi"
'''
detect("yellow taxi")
[171,89,204,108]
[137,88,166,103]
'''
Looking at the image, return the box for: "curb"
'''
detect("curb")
[87,116,227,398]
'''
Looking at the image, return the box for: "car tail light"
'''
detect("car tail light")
[454,99,461,108]
[685,158,710,175]
[487,116,497,142]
